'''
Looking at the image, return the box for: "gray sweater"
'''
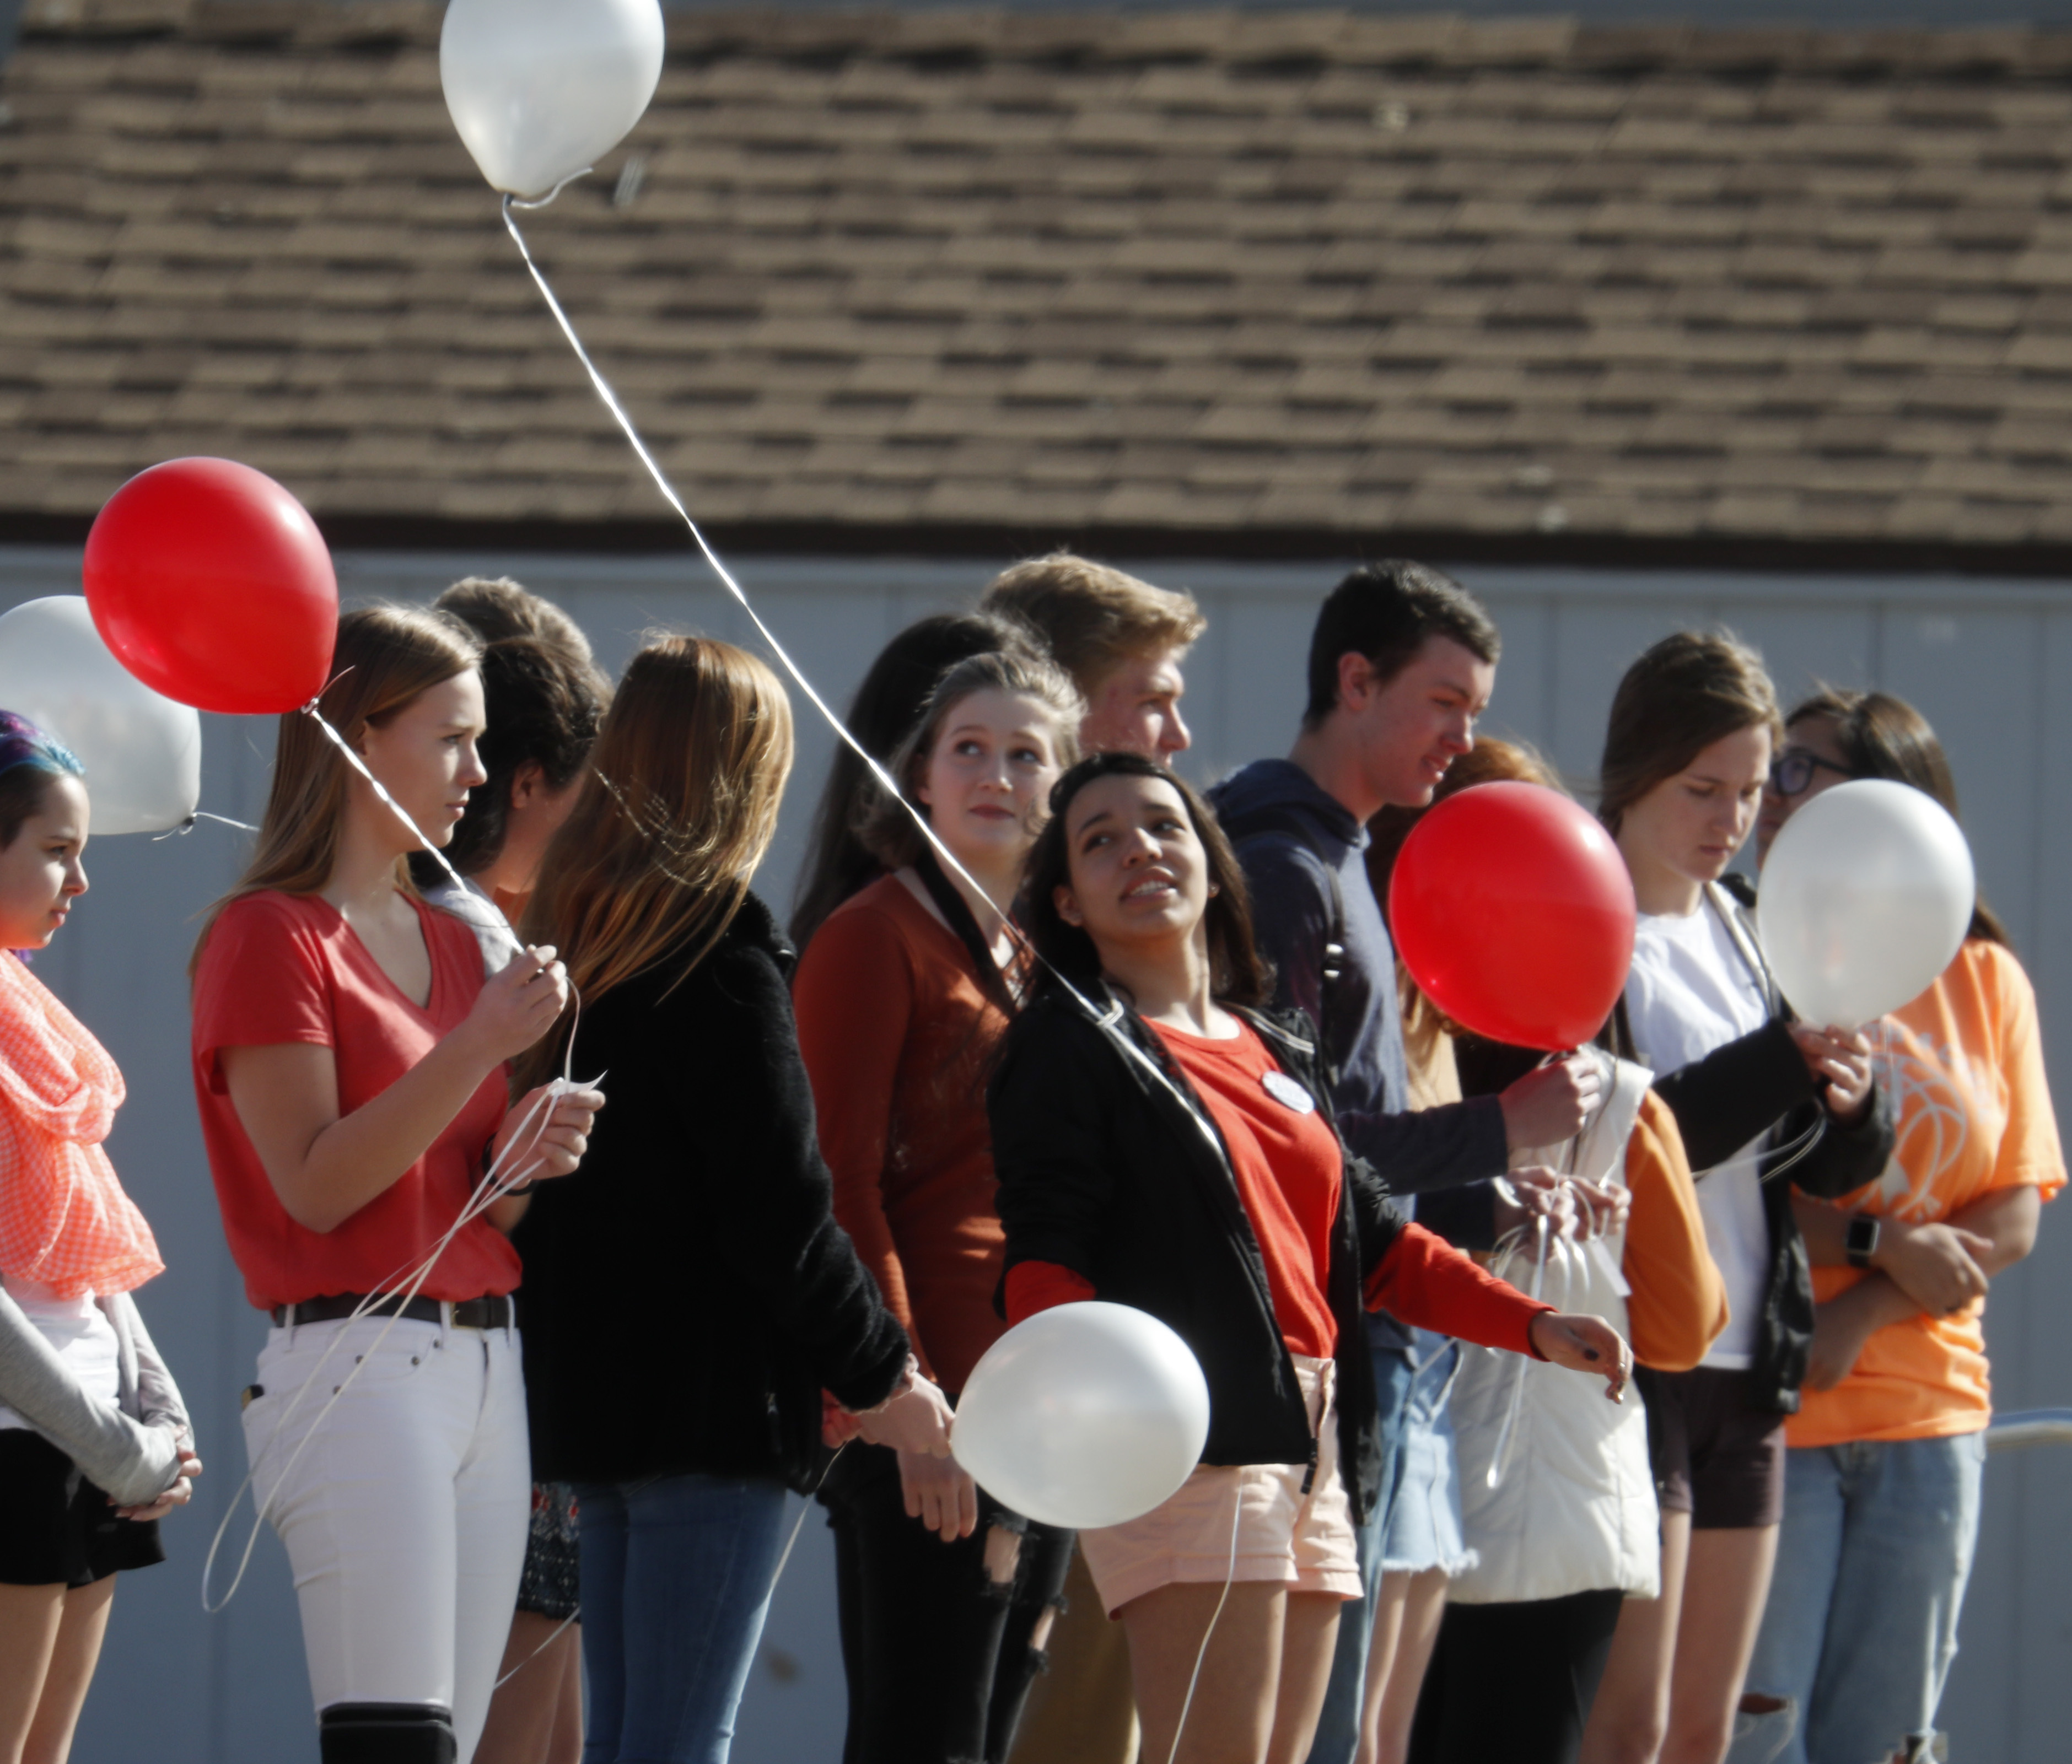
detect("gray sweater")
[0,1283,190,1506]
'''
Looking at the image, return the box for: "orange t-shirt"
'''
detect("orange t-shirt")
[1790,939,2065,1448]
[191,891,518,1312]
[1149,1018,1342,1361]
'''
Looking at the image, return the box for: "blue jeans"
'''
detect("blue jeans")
[575,1471,789,1764]
[1304,1323,1418,1764]
[1730,1434,1985,1764]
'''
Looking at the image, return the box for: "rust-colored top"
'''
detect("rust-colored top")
[793,875,1012,1394]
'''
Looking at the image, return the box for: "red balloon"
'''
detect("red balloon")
[1388,781,1636,1053]
[83,458,337,715]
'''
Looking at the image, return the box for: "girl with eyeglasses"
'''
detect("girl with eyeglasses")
[1730,691,2061,1764]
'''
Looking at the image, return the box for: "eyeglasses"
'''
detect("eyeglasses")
[1769,750,1858,799]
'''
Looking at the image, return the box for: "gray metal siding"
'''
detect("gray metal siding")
[0,548,2055,1762]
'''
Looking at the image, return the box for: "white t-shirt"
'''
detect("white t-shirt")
[0,1273,120,1434]
[1624,895,1773,1371]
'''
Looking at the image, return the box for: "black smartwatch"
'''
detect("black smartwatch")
[1844,1214,1881,1269]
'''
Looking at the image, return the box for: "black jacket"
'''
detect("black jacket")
[514,893,910,1490]
[988,985,1407,1523]
[1600,879,1896,1413]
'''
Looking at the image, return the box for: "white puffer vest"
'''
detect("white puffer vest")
[1447,1049,1661,1605]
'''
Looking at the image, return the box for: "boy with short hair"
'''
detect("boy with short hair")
[980,553,1202,764]
[1211,560,1599,1764]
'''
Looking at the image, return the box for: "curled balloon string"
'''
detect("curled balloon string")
[508,168,595,210]
[202,709,589,1612]
[497,196,1227,1159]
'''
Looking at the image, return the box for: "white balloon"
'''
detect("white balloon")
[952,1302,1211,1530]
[1757,778,1975,1029]
[0,597,201,836]
[440,0,665,200]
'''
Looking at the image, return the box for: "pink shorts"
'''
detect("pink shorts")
[1078,1354,1363,1617]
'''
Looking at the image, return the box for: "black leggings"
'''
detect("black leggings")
[1407,1588,1626,1764]
[820,1441,1075,1764]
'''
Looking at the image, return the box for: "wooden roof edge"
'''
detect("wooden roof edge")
[15,1,2072,79]
[3,506,2070,581]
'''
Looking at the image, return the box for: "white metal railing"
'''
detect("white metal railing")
[1985,1409,2072,1452]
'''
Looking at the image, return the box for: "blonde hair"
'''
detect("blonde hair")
[859,650,1084,870]
[515,636,793,1086]
[978,553,1204,695]
[192,604,481,972]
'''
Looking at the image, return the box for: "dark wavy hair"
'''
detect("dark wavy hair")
[789,611,1037,948]
[407,581,610,888]
[1784,686,2008,948]
[1019,751,1271,1009]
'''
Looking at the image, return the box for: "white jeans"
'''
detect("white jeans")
[240,1312,531,1760]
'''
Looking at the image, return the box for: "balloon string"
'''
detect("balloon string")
[151,811,261,840]
[1167,1474,1244,1764]
[496,195,1226,1158]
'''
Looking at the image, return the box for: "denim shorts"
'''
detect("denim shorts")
[1380,1331,1473,1577]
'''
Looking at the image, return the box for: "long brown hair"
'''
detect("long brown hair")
[515,636,793,1087]
[789,612,1036,948]
[1020,752,1271,1009]
[1598,630,1781,834]
[859,649,1084,870]
[1784,686,2009,948]
[191,605,482,972]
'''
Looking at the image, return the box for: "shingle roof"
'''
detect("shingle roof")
[7,2,2072,564]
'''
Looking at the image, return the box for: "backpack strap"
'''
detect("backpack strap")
[1217,803,1348,1046]
[1705,880,1784,1018]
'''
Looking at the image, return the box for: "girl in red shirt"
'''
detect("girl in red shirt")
[189,606,602,1764]
[991,753,1631,1764]
[795,648,1081,1764]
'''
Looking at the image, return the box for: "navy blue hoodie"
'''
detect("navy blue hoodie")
[1208,759,1509,1246]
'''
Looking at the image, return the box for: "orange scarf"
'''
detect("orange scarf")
[0,952,162,1298]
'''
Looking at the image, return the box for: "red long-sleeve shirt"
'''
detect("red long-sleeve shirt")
[1006,1018,1550,1359]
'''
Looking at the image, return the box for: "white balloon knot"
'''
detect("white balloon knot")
[506,171,594,211]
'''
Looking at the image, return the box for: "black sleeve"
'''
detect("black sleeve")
[1344,1152,1410,1284]
[988,1009,1120,1286]
[1334,1095,1511,1196]
[686,947,911,1410]
[1650,1018,1815,1173]
[1782,1079,1897,1201]
[1412,1179,1501,1251]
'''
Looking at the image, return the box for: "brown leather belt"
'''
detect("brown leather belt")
[270,1293,513,1330]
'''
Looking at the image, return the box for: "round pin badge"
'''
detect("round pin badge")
[1262,1071,1316,1114]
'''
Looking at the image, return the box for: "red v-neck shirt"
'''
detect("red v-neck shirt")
[191,889,518,1310]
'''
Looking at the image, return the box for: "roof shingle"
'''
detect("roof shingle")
[8,2,2072,561]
